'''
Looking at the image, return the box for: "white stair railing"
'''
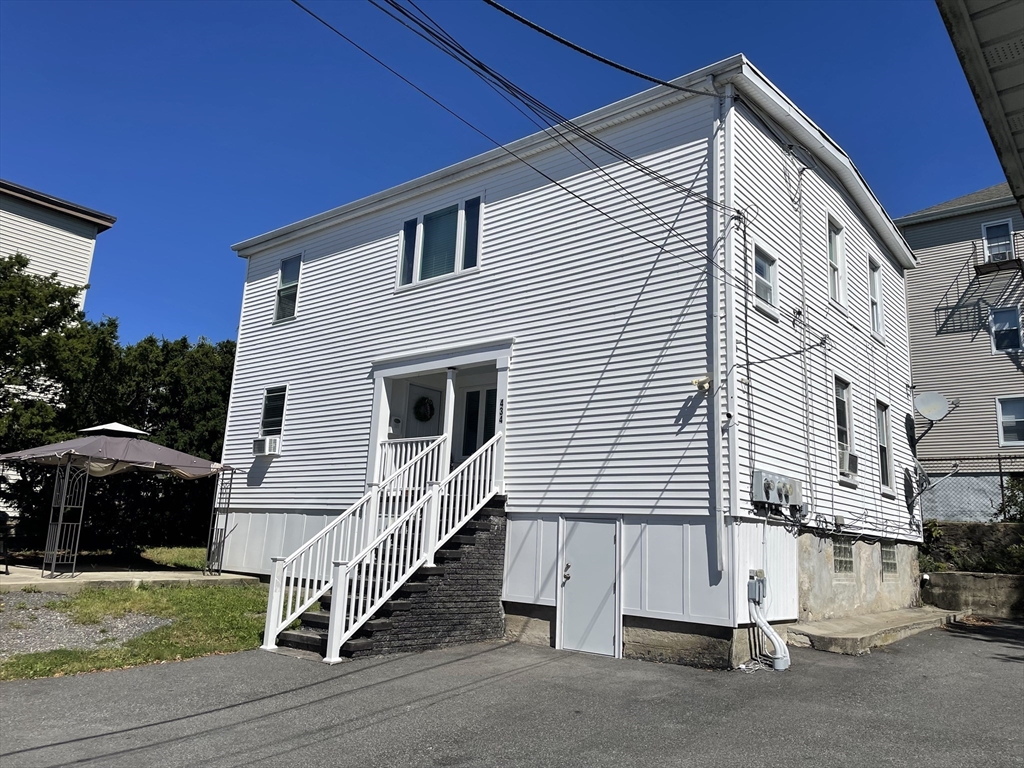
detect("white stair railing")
[261,435,446,651]
[323,432,503,663]
[378,437,439,481]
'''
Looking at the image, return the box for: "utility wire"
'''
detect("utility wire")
[481,0,714,97]
[371,0,721,281]
[288,0,757,301]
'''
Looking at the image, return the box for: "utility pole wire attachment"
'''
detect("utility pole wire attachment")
[481,0,715,97]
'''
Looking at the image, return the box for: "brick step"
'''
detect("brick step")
[300,611,393,633]
[277,627,376,656]
[320,593,412,614]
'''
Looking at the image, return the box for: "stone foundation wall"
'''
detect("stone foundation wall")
[503,602,556,647]
[355,510,507,655]
[798,533,920,622]
[922,572,1024,618]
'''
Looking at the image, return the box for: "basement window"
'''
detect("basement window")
[834,537,854,574]
[881,541,897,577]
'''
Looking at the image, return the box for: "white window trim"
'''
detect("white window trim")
[752,240,780,321]
[827,214,847,307]
[834,372,857,484]
[396,194,485,291]
[260,385,289,439]
[996,396,1024,448]
[273,253,303,324]
[989,305,1023,354]
[981,218,1014,262]
[875,396,894,494]
[868,258,885,340]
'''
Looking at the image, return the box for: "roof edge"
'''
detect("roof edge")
[0,179,116,233]
[724,60,916,269]
[893,193,1017,227]
[231,54,745,256]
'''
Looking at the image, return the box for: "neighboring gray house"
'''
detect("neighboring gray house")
[217,55,922,668]
[895,183,1024,521]
[0,178,116,307]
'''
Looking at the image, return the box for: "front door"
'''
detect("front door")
[561,518,617,656]
[406,384,442,438]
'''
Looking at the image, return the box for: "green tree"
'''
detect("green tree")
[1,254,235,552]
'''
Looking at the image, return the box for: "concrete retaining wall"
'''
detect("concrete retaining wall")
[922,572,1024,618]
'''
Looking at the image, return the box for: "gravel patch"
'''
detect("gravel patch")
[0,591,171,659]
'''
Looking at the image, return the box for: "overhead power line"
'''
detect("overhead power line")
[481,0,714,97]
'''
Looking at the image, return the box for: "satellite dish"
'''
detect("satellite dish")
[915,392,950,422]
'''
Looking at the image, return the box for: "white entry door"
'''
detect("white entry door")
[561,518,617,656]
[406,384,442,438]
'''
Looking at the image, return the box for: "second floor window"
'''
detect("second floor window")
[869,260,883,335]
[998,397,1024,447]
[754,247,777,307]
[876,401,892,490]
[275,256,301,321]
[399,196,482,287]
[983,221,1013,262]
[990,307,1022,352]
[828,220,845,304]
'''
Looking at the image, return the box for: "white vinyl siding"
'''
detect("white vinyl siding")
[730,102,917,541]
[222,93,716,523]
[0,193,99,306]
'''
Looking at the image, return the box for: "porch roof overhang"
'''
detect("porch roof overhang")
[371,337,515,379]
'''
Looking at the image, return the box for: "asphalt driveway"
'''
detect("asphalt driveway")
[1,619,1021,768]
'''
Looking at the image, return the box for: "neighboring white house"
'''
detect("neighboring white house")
[0,178,116,307]
[218,54,921,665]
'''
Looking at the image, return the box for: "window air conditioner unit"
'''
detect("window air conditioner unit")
[253,436,281,457]
[839,448,858,477]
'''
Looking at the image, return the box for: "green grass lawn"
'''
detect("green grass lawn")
[140,546,208,570]
[0,583,269,681]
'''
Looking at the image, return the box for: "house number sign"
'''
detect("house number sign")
[498,398,504,424]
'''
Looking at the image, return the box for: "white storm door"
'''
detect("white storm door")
[406,384,442,438]
[561,518,617,656]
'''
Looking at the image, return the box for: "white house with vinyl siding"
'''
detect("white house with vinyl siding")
[216,54,922,666]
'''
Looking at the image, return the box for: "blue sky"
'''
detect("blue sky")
[0,0,1002,344]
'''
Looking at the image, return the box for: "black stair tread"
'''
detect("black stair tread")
[342,638,375,651]
[398,582,430,593]
[448,534,477,545]
[418,565,446,576]
[435,549,466,560]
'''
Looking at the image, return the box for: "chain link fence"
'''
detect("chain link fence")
[917,455,1024,522]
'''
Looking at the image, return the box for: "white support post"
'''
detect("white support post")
[366,376,390,487]
[368,482,382,537]
[441,368,456,474]
[323,560,348,664]
[425,481,442,566]
[495,359,509,494]
[261,556,286,651]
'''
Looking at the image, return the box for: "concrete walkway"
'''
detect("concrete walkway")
[0,564,258,593]
[1,620,1021,768]
[787,606,968,655]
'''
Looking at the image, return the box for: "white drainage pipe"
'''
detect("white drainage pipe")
[748,570,790,671]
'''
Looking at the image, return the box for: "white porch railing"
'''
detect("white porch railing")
[261,435,447,651]
[378,437,440,482]
[323,432,503,663]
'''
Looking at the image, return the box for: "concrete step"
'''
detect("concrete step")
[786,606,969,655]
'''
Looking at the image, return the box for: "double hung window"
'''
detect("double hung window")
[983,221,1013,262]
[869,260,884,335]
[835,377,854,474]
[399,196,482,286]
[828,220,845,304]
[275,256,301,321]
[997,397,1024,446]
[990,307,1022,352]
[261,387,287,437]
[876,401,892,491]
[754,247,777,308]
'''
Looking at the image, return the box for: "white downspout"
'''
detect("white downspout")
[723,84,740,542]
[710,86,725,573]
